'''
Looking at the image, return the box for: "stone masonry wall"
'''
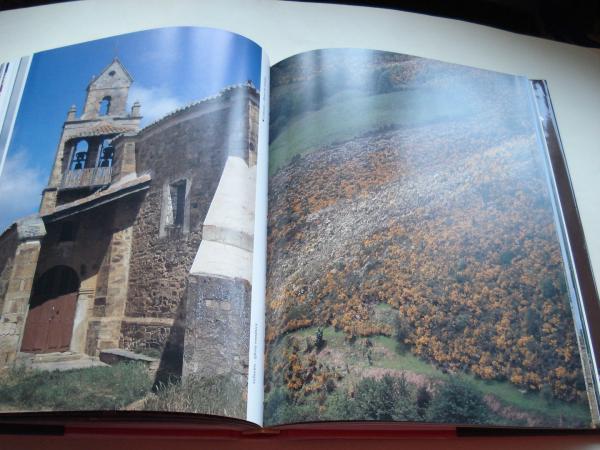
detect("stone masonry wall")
[86,197,140,353]
[0,239,42,365]
[120,321,172,355]
[32,196,142,356]
[36,207,114,287]
[0,216,46,366]
[123,90,256,361]
[0,227,19,314]
[183,275,251,384]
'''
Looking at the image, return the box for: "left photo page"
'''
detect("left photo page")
[0,26,266,421]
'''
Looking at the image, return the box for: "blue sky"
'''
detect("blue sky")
[0,27,262,231]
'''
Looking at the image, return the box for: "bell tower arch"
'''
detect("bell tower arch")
[39,58,142,215]
[81,58,133,120]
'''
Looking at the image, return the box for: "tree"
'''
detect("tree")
[353,375,417,421]
[427,378,491,424]
[416,385,432,418]
[315,327,325,351]
[322,390,358,420]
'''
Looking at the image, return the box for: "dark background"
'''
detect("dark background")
[1,0,599,48]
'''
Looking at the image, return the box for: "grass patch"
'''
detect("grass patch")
[464,375,590,423]
[144,373,246,419]
[372,331,590,423]
[272,326,591,426]
[372,335,440,377]
[0,362,152,411]
[269,88,473,175]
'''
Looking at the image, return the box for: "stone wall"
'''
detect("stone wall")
[0,227,19,314]
[120,320,173,355]
[86,197,140,353]
[36,208,114,286]
[33,195,142,356]
[111,137,137,183]
[181,151,256,405]
[248,100,259,167]
[2,84,258,369]
[183,276,251,384]
[0,217,45,365]
[123,87,258,364]
[81,60,131,120]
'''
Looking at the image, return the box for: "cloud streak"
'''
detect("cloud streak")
[127,84,184,127]
[0,149,45,232]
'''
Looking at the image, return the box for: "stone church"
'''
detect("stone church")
[0,58,258,385]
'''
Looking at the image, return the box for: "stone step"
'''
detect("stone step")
[27,358,108,372]
[27,351,82,363]
[17,351,109,372]
[99,348,160,375]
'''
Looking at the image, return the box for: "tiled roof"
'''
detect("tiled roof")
[44,174,151,220]
[71,122,136,138]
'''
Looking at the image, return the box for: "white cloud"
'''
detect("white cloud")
[127,85,184,127]
[0,149,45,232]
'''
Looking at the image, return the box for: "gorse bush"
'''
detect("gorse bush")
[0,362,152,411]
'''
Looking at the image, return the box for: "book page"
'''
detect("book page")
[264,48,597,427]
[0,26,266,423]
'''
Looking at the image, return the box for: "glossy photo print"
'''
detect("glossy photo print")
[0,27,261,419]
[264,48,594,427]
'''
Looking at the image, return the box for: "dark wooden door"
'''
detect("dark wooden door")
[21,266,78,353]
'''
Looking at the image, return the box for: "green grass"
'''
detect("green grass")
[269,88,473,175]
[0,362,152,411]
[371,335,441,377]
[369,331,590,424]
[275,326,591,425]
[144,372,246,418]
[465,375,590,423]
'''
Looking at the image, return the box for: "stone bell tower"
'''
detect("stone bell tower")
[40,58,142,215]
[81,58,133,120]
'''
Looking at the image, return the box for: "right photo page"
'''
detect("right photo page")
[264,48,596,427]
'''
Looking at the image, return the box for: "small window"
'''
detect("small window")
[99,96,111,116]
[58,222,77,242]
[169,181,186,227]
[70,140,88,170]
[162,179,188,236]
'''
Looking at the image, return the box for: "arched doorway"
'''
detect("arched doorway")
[21,266,79,353]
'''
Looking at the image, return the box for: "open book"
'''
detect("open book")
[0,26,599,433]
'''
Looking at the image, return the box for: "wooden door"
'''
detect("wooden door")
[21,266,79,353]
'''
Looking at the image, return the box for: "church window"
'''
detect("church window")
[169,180,187,227]
[161,179,189,237]
[69,140,88,170]
[99,96,111,116]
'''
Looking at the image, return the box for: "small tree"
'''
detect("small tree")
[353,375,417,421]
[315,327,325,351]
[416,385,432,418]
[427,378,491,424]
